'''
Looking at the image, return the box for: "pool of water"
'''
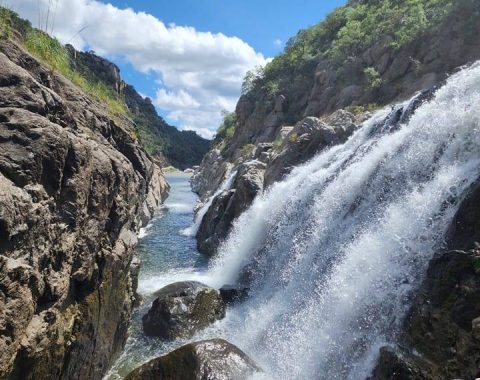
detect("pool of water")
[105,174,211,379]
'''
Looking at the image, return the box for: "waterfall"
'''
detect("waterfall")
[181,171,238,236]
[206,63,480,379]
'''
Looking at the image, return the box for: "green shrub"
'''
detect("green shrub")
[288,132,299,143]
[241,143,255,158]
[0,6,13,39]
[346,103,379,115]
[364,67,382,89]
[215,111,237,141]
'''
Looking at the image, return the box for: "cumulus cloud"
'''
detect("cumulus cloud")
[274,38,283,47]
[11,0,268,138]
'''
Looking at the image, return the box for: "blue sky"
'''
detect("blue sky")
[13,0,346,138]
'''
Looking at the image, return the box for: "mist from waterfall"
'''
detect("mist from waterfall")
[205,63,480,379]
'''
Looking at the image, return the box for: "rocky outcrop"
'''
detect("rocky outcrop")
[371,178,480,379]
[125,339,259,380]
[142,282,225,340]
[196,161,265,256]
[0,33,168,379]
[191,149,233,199]
[264,110,357,187]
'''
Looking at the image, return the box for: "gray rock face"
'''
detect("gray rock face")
[264,110,357,187]
[125,339,260,380]
[196,161,266,256]
[191,149,232,199]
[371,177,480,380]
[142,282,226,340]
[0,37,168,379]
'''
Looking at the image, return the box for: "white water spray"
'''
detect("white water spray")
[181,170,238,236]
[206,63,480,379]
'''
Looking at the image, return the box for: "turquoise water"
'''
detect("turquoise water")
[106,174,210,379]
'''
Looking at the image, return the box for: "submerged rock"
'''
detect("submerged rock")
[219,285,249,304]
[142,282,225,340]
[125,339,260,380]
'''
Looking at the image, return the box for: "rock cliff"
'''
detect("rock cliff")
[0,23,168,380]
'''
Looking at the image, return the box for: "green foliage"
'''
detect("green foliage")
[241,144,255,158]
[288,132,299,143]
[326,0,451,61]
[0,6,13,39]
[25,29,70,72]
[215,111,237,142]
[345,103,379,116]
[242,66,265,95]
[272,138,284,153]
[364,67,382,89]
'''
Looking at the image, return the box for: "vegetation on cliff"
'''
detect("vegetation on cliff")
[239,0,478,124]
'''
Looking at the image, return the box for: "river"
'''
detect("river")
[106,173,210,379]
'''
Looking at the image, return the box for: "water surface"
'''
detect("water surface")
[106,174,210,379]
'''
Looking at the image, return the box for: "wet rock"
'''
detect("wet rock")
[196,161,265,256]
[219,285,249,304]
[400,249,480,379]
[125,339,260,380]
[264,111,357,187]
[369,346,435,380]
[142,282,225,340]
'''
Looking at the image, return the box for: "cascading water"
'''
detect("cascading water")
[203,63,480,379]
[181,170,238,237]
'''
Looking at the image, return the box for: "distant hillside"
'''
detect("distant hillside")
[68,47,211,169]
[0,7,210,170]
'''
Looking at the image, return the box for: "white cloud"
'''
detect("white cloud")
[10,0,268,138]
[155,89,200,110]
[274,38,283,47]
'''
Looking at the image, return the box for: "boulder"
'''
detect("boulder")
[142,282,225,340]
[264,111,357,187]
[125,339,260,380]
